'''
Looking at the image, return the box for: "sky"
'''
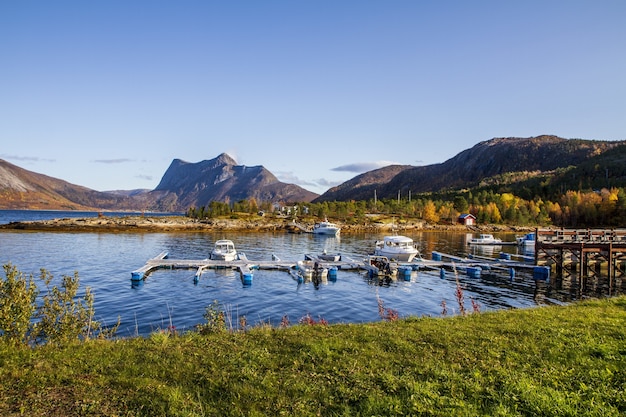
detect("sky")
[1,1,625,195]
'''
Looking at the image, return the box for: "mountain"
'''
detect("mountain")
[0,159,141,211]
[314,135,626,202]
[0,154,317,211]
[144,153,318,211]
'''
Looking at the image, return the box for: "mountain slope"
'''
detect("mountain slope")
[315,136,626,202]
[312,165,413,203]
[143,153,318,211]
[0,159,139,210]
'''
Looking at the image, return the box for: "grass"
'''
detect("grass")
[1,297,625,416]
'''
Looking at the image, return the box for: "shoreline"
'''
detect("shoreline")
[0,215,536,233]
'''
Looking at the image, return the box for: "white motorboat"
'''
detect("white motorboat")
[374,235,419,262]
[210,239,238,261]
[305,252,342,262]
[312,219,341,236]
[468,234,503,245]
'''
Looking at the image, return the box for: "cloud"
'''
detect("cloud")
[92,158,134,164]
[331,160,400,173]
[276,171,317,187]
[135,174,153,181]
[313,178,343,188]
[0,154,55,162]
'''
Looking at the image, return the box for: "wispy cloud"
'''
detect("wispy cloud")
[313,178,343,188]
[0,154,55,162]
[331,160,400,173]
[92,158,134,164]
[276,171,317,187]
[135,174,153,181]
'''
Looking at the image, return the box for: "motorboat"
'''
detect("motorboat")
[312,219,341,236]
[374,235,419,262]
[365,255,398,277]
[291,260,329,283]
[516,233,536,251]
[467,234,502,245]
[305,251,341,262]
[210,239,238,261]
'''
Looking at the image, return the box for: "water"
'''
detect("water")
[1,210,620,338]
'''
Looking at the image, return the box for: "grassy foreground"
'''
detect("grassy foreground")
[1,298,625,417]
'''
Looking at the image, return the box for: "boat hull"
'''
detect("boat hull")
[312,221,341,236]
[312,228,340,236]
[373,235,419,262]
[210,252,238,262]
[373,249,417,262]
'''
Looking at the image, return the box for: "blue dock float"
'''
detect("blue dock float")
[398,266,412,281]
[533,266,550,282]
[465,266,482,279]
[131,251,169,281]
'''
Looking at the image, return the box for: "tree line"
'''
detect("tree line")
[187,187,626,228]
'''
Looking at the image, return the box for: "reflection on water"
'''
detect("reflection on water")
[0,221,622,337]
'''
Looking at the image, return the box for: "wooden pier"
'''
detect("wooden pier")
[534,228,626,286]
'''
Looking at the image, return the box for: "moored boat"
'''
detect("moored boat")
[467,234,503,245]
[516,233,536,251]
[374,235,419,262]
[365,255,398,277]
[312,219,341,236]
[305,251,341,262]
[210,239,238,261]
[292,260,329,282]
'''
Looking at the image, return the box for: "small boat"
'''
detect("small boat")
[468,234,503,245]
[516,233,536,251]
[305,251,341,262]
[312,219,341,236]
[210,239,238,261]
[365,255,398,277]
[292,260,328,282]
[374,235,419,262]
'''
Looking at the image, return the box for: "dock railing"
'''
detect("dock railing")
[536,228,626,244]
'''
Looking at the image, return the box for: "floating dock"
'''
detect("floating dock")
[131,249,538,285]
[131,228,626,288]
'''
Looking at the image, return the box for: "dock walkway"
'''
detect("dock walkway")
[131,249,537,285]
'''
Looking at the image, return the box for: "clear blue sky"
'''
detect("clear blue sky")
[1,1,625,195]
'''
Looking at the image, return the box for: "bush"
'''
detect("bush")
[0,263,119,347]
[0,264,38,345]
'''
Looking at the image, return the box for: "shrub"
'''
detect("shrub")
[0,264,38,345]
[0,263,118,347]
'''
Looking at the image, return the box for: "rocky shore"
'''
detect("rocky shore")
[0,215,534,233]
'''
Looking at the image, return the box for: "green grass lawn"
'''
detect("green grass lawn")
[1,297,625,416]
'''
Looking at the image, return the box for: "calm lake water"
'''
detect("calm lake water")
[0,210,620,338]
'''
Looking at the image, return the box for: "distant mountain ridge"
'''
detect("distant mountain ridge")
[0,154,318,211]
[314,135,626,202]
[2,136,625,211]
